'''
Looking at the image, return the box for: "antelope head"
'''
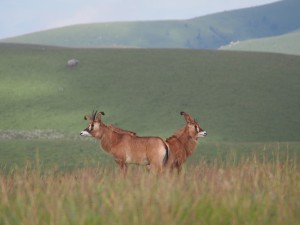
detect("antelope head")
[80,111,105,137]
[180,112,207,139]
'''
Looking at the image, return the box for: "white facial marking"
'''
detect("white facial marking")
[198,131,207,138]
[80,130,92,137]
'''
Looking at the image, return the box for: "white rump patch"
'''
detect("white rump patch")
[125,153,132,163]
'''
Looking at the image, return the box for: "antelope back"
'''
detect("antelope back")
[107,124,137,136]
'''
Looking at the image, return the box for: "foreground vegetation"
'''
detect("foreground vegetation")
[1,154,299,225]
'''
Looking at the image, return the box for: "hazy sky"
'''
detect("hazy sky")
[1,0,279,39]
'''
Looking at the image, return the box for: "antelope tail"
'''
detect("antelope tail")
[163,143,169,165]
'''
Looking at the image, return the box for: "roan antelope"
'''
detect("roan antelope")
[165,112,207,174]
[80,111,169,174]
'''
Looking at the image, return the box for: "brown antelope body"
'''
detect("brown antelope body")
[165,112,207,174]
[80,111,168,174]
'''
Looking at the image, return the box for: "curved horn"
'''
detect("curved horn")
[93,110,98,119]
[84,111,105,122]
[95,111,105,122]
[180,111,194,124]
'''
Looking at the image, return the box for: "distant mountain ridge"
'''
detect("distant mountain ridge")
[2,0,300,49]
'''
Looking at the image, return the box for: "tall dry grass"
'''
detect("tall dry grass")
[0,155,299,225]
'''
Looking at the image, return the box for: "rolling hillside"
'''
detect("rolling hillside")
[2,0,300,49]
[1,43,300,142]
[1,43,300,169]
[220,30,300,55]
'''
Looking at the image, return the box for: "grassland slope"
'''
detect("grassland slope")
[2,0,300,49]
[220,30,300,56]
[0,43,299,143]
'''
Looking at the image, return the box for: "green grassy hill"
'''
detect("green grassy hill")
[1,43,300,169]
[2,0,300,49]
[220,30,300,55]
[1,43,299,141]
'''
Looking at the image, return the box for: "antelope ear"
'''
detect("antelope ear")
[84,115,92,122]
[180,112,194,124]
[95,111,105,122]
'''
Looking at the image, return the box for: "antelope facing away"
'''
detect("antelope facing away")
[80,111,169,174]
[165,112,207,174]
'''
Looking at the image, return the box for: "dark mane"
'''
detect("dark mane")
[166,125,187,141]
[107,124,137,136]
